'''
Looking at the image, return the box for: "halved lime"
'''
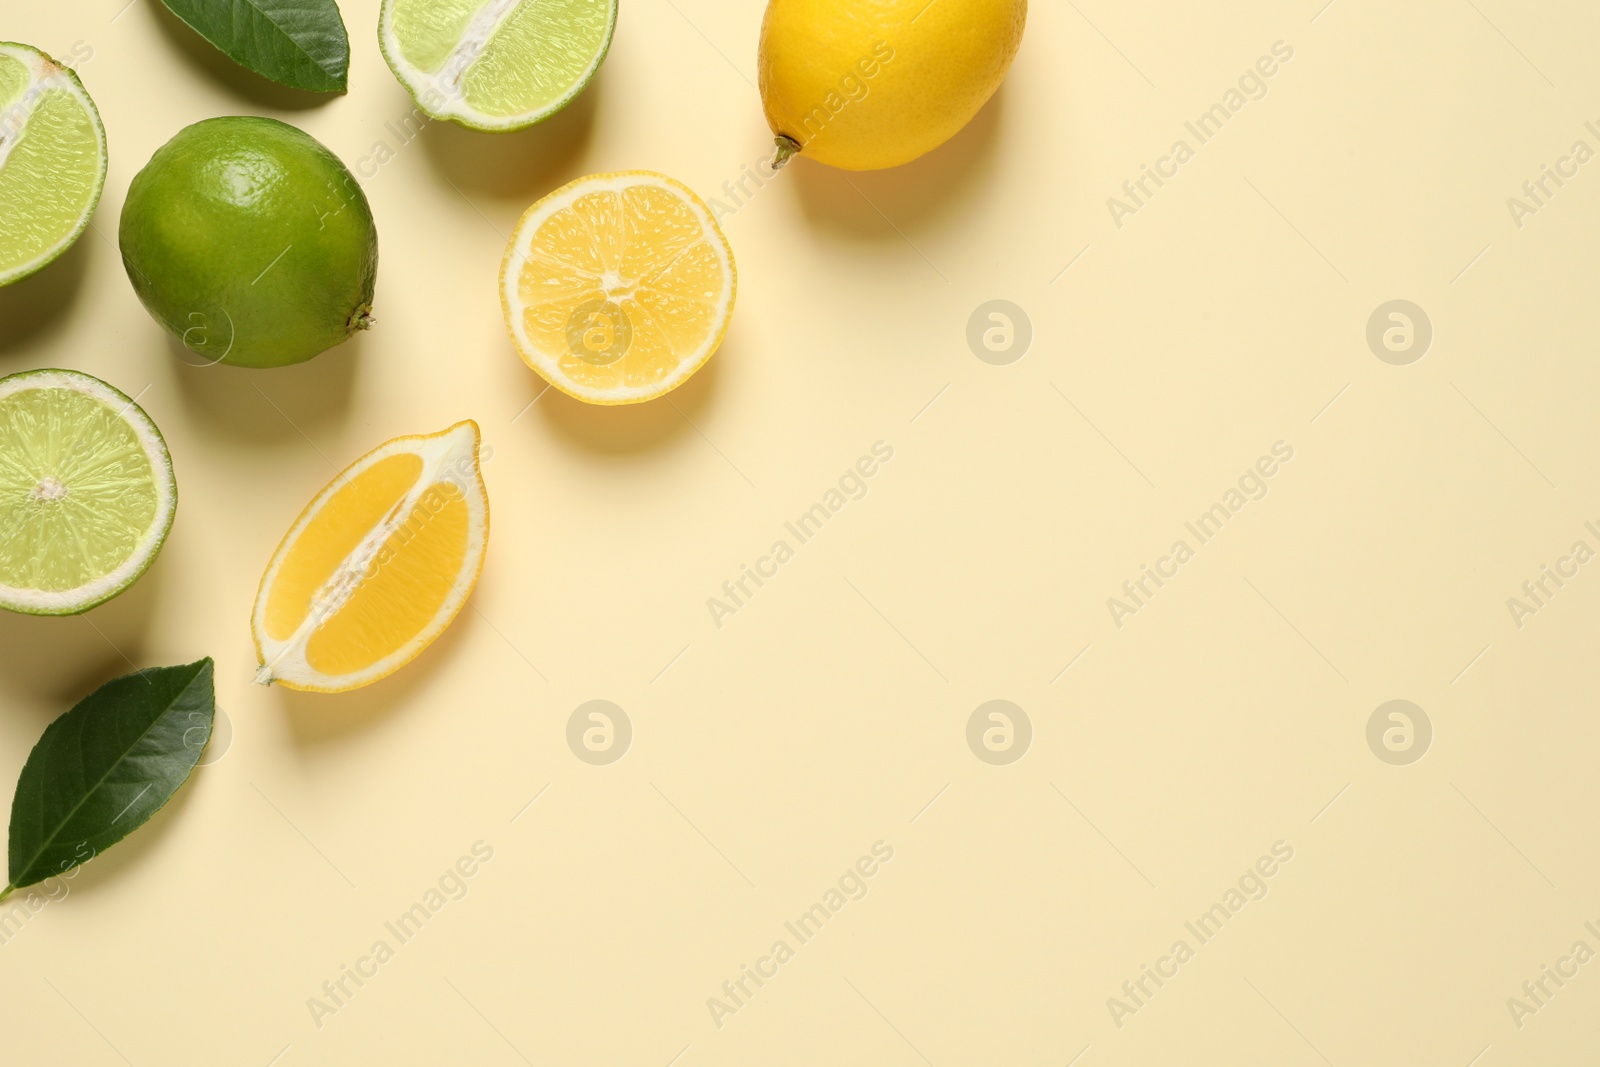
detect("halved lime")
[0,43,107,287]
[378,0,616,132]
[0,370,176,616]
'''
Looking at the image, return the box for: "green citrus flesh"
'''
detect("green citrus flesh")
[0,370,176,616]
[119,116,378,369]
[0,43,107,287]
[380,0,616,131]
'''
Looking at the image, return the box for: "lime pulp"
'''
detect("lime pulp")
[0,371,175,615]
[380,0,615,130]
[0,43,106,287]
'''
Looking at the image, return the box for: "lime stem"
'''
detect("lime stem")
[771,135,802,171]
[348,305,376,333]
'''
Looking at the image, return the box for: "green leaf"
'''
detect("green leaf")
[157,0,350,93]
[4,660,214,897]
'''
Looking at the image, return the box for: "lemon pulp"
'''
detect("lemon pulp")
[500,172,736,405]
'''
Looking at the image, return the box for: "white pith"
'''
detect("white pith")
[252,422,489,693]
[31,476,66,501]
[439,0,523,93]
[0,42,106,287]
[500,172,737,404]
[0,370,176,615]
[377,0,616,131]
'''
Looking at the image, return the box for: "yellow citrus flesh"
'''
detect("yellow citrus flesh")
[252,422,488,693]
[305,483,470,675]
[758,0,1026,170]
[500,171,736,405]
[263,453,423,642]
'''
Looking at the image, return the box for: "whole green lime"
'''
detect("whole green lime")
[119,116,378,369]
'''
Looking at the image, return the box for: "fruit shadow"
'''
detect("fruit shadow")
[0,236,92,358]
[271,597,477,748]
[790,85,1005,233]
[418,68,603,199]
[0,554,165,788]
[144,0,337,111]
[532,333,727,454]
[168,332,360,444]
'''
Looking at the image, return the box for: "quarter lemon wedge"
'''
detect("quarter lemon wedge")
[252,422,488,693]
[500,171,736,405]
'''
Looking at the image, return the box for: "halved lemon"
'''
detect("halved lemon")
[252,421,488,693]
[500,171,737,405]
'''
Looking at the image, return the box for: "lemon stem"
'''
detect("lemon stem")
[771,135,802,171]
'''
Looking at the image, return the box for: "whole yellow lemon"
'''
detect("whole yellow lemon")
[758,0,1026,171]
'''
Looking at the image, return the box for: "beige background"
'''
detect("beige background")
[4,0,1600,1063]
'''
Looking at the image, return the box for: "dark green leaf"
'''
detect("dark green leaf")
[157,0,350,93]
[5,659,214,896]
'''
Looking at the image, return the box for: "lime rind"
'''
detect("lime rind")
[377,0,616,132]
[118,116,379,369]
[0,370,177,616]
[0,43,107,288]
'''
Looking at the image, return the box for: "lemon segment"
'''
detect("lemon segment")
[304,482,469,675]
[500,172,737,405]
[263,452,423,642]
[252,422,488,693]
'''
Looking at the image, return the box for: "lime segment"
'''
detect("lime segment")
[379,0,616,131]
[0,51,27,104]
[0,43,107,287]
[387,0,480,73]
[0,371,176,616]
